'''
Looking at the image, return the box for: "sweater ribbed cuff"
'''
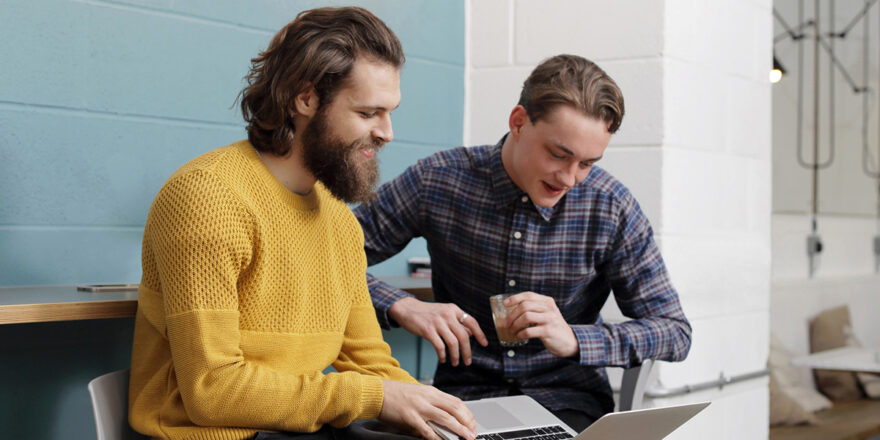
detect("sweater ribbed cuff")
[178,427,256,440]
[359,375,386,420]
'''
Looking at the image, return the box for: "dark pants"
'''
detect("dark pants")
[251,421,419,440]
[252,426,339,440]
[551,408,596,433]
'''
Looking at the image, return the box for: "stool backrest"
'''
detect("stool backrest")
[87,369,148,440]
[619,359,654,412]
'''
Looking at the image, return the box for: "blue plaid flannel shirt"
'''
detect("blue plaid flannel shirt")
[353,139,691,419]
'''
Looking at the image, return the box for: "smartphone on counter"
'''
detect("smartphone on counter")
[76,284,139,292]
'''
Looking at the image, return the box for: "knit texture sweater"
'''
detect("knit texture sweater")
[129,140,417,440]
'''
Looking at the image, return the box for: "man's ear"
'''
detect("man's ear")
[294,88,319,118]
[509,105,529,139]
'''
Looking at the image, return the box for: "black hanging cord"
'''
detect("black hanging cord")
[835,0,879,38]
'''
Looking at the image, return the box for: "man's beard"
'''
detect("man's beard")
[300,109,381,204]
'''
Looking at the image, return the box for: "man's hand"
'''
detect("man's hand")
[379,380,477,440]
[388,297,488,366]
[504,292,578,358]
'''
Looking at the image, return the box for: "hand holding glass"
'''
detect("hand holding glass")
[490,294,528,347]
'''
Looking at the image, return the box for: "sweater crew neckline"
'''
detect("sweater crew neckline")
[237,140,320,211]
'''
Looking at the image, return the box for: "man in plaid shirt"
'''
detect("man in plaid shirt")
[353,54,691,432]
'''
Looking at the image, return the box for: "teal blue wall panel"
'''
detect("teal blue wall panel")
[396,60,465,147]
[0,319,135,440]
[78,6,260,123]
[0,0,464,438]
[0,3,258,123]
[0,108,242,227]
[107,0,466,65]
[0,227,143,285]
[0,0,90,109]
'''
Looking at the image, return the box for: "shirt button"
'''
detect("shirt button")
[521,195,529,203]
[513,231,522,239]
[507,350,515,358]
[508,280,516,287]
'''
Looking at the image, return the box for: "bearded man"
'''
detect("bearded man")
[129,7,476,440]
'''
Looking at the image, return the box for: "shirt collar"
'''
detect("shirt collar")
[488,134,557,222]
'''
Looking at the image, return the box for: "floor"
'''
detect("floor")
[770,400,880,440]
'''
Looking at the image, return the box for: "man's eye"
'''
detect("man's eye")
[359,112,376,118]
[550,152,565,159]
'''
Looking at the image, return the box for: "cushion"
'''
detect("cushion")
[768,334,832,426]
[809,305,864,401]
[769,371,817,425]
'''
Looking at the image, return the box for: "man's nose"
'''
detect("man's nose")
[558,163,578,188]
[372,115,393,144]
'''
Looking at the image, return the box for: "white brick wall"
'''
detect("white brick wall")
[466,66,530,145]
[513,0,663,63]
[597,148,664,228]
[657,382,770,440]
[662,235,770,318]
[602,59,665,147]
[469,0,511,68]
[466,1,773,438]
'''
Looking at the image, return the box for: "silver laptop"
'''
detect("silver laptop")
[432,395,709,440]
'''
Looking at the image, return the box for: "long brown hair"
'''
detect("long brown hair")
[518,55,624,134]
[239,7,404,155]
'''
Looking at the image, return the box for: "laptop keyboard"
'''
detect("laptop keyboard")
[474,425,573,439]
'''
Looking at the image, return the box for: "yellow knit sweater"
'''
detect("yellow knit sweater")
[129,140,417,440]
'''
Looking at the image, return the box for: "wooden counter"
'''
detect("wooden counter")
[0,276,432,325]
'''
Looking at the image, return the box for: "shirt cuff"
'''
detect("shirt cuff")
[571,324,609,367]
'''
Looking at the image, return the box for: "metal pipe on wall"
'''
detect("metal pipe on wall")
[642,369,770,399]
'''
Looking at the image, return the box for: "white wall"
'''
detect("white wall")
[770,1,880,361]
[466,1,773,438]
[772,1,880,219]
[770,0,880,281]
